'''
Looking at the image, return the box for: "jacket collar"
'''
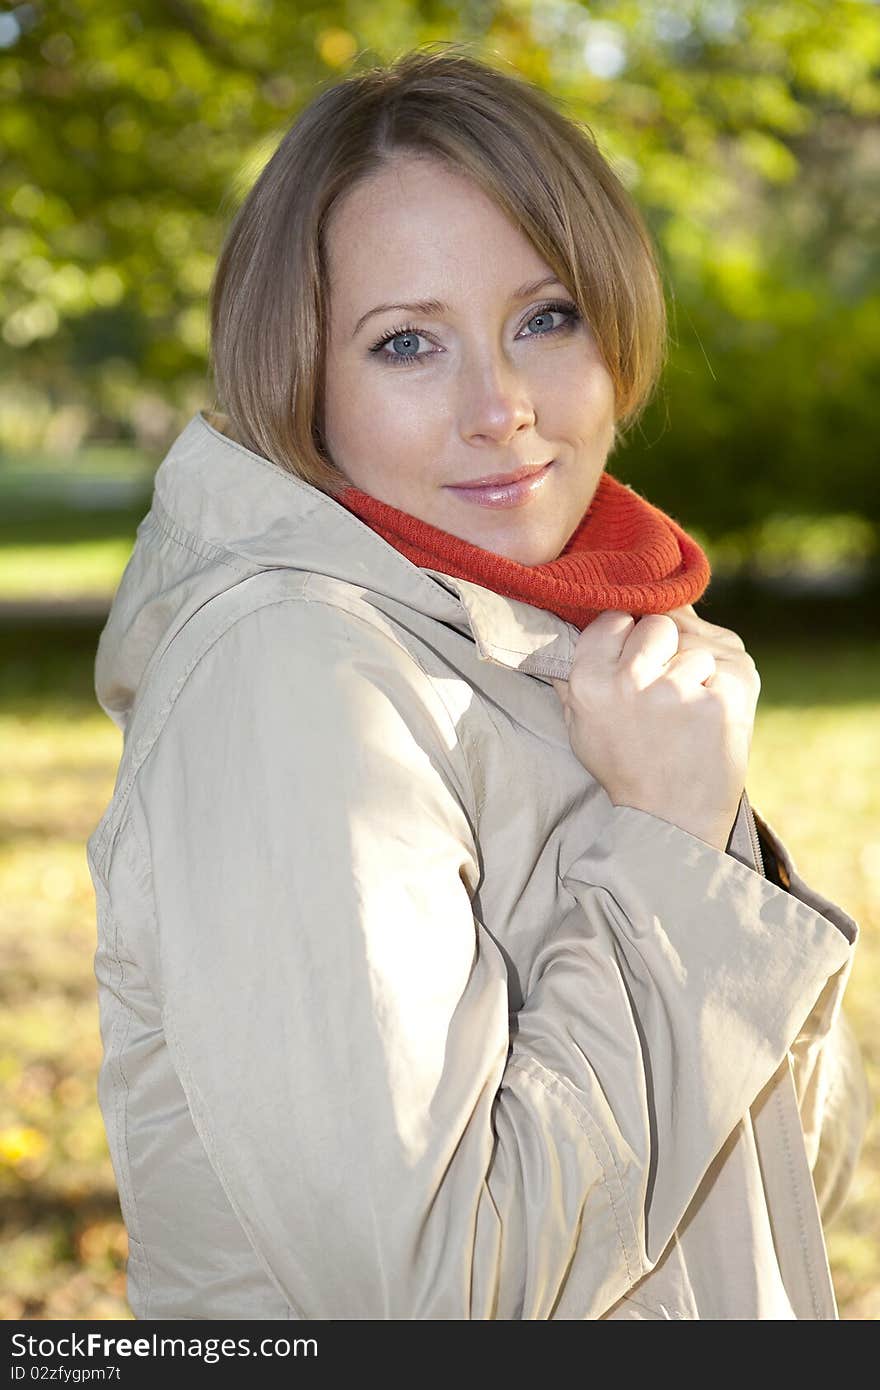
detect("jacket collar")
[419,571,578,681]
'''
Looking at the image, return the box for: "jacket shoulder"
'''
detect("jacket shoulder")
[90,570,478,872]
[135,569,441,735]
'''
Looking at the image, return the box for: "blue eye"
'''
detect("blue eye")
[370,325,428,366]
[368,300,582,367]
[523,304,576,336]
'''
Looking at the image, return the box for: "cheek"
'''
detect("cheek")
[536,338,615,412]
[581,363,617,435]
[354,368,444,454]
[324,361,443,485]
[545,367,616,446]
[323,355,391,459]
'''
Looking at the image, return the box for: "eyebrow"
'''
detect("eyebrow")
[351,275,567,339]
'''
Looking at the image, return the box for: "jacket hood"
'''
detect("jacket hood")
[95,410,486,730]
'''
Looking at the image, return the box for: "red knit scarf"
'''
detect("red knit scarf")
[337,469,711,629]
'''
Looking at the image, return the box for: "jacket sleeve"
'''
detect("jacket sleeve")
[752,809,872,1222]
[134,596,857,1320]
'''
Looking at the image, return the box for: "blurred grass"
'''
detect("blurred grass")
[0,540,140,599]
[0,622,877,1318]
[0,458,151,563]
[0,629,130,1318]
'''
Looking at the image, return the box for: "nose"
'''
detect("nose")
[457,345,537,447]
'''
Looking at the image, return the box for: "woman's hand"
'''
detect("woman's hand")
[550,604,761,852]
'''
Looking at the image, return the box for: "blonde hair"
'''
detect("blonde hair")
[208,44,667,500]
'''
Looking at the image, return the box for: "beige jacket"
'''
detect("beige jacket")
[87,410,871,1320]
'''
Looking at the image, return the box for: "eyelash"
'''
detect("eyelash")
[368,300,582,367]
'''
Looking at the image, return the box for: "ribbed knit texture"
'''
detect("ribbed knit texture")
[337,469,711,630]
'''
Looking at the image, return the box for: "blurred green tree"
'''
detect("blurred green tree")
[1,0,878,555]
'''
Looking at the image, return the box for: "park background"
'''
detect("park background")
[1,0,878,1319]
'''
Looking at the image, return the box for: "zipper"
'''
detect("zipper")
[743,793,765,877]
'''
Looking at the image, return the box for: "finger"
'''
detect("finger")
[675,629,747,663]
[700,661,761,719]
[663,646,717,688]
[667,608,746,651]
[619,613,681,685]
[574,610,637,666]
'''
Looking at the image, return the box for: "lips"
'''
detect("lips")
[451,461,553,489]
[443,460,555,509]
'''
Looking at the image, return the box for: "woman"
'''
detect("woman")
[87,48,870,1320]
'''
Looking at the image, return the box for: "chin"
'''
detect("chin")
[488,532,567,567]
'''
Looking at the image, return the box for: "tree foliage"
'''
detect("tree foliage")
[2,0,878,546]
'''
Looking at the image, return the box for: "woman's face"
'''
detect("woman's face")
[321,153,617,565]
